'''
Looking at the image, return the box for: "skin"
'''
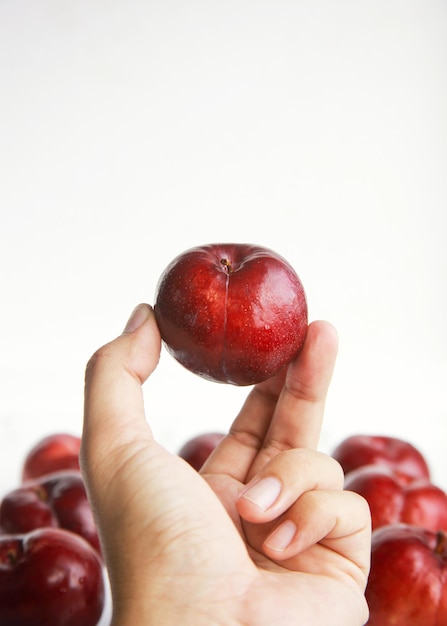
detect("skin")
[80,304,371,626]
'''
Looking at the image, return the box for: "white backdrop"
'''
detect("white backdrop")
[1,0,446,506]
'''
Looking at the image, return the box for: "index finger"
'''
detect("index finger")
[81,304,161,482]
[203,321,338,482]
[248,320,338,475]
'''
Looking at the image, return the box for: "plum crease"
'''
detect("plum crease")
[221,260,230,381]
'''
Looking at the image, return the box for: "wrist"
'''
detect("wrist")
[109,582,243,626]
[111,603,238,626]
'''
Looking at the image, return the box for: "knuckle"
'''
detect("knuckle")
[327,456,345,488]
[84,343,114,383]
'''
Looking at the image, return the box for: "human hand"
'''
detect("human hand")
[81,304,371,626]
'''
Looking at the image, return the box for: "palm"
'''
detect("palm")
[147,453,369,626]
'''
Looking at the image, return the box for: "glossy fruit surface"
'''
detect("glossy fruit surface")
[155,243,308,385]
[22,433,81,482]
[366,524,447,625]
[332,434,430,480]
[0,470,100,554]
[344,464,447,532]
[0,528,105,626]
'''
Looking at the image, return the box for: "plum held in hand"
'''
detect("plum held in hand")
[366,524,447,625]
[0,528,105,626]
[154,243,308,385]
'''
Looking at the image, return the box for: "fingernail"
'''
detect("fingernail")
[123,304,151,334]
[265,520,297,552]
[240,477,282,511]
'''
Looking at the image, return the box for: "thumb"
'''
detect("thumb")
[80,303,161,489]
[80,303,256,606]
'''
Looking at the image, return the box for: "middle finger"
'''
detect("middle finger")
[247,321,338,479]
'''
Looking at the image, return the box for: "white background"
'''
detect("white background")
[1,0,446,504]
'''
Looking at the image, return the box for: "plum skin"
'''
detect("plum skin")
[154,243,308,386]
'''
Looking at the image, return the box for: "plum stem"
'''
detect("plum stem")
[34,485,49,502]
[7,548,18,565]
[435,531,447,557]
[220,258,233,274]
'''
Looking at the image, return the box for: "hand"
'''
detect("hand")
[81,304,371,626]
